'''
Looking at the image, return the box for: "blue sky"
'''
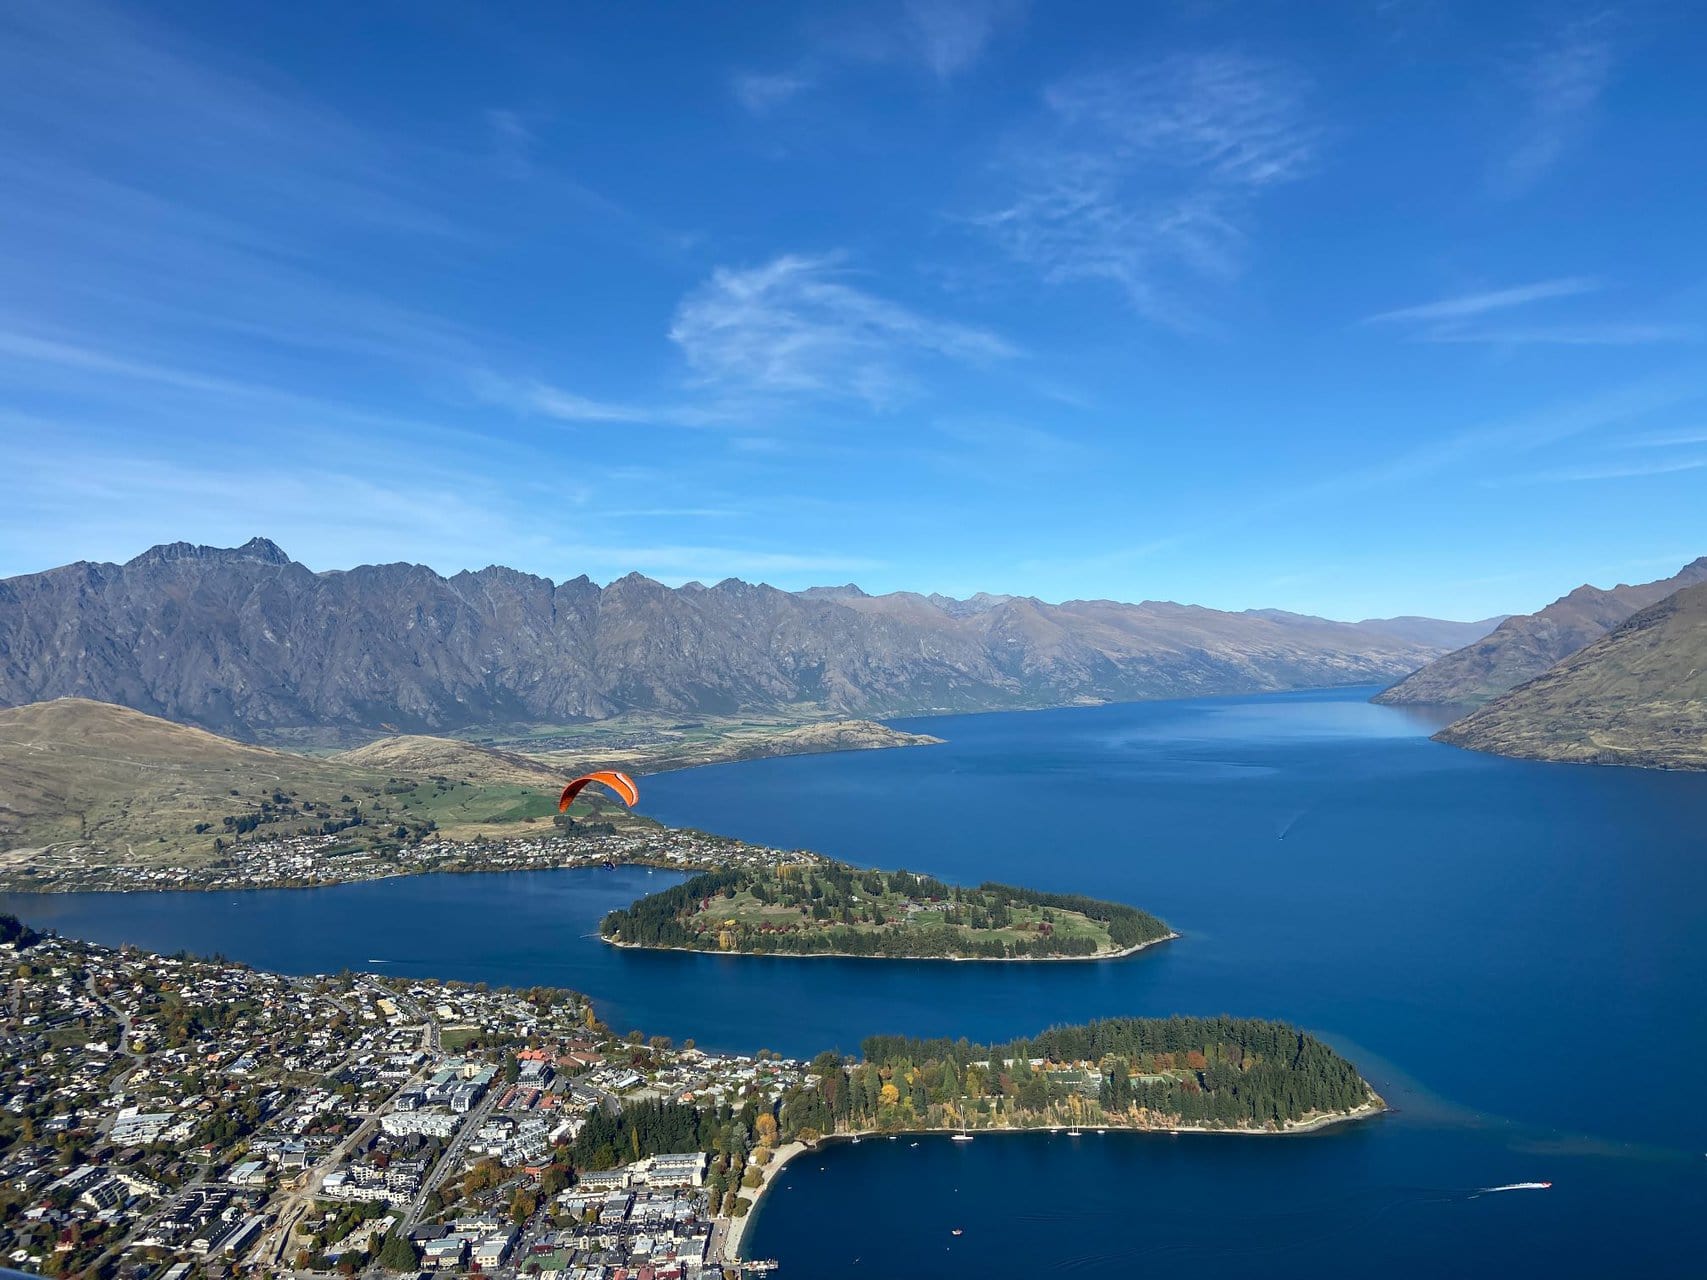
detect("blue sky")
[2,0,1704,620]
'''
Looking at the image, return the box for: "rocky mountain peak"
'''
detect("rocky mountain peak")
[1,536,1469,738]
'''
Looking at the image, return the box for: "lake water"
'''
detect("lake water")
[7,687,1705,1275]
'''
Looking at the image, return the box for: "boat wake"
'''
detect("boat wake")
[1475,1182,1552,1195]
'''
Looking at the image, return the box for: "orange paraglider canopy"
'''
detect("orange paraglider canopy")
[557,770,639,813]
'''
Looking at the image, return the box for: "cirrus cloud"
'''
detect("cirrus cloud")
[668,253,1017,407]
[970,52,1316,328]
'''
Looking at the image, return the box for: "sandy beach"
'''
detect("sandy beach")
[720,1139,809,1263]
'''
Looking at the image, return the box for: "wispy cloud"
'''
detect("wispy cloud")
[1364,277,1601,324]
[0,426,873,586]
[478,254,1021,424]
[731,71,814,115]
[1102,376,1697,561]
[556,544,886,581]
[1419,323,1697,346]
[1364,277,1691,346]
[668,253,1017,406]
[901,0,1023,79]
[971,53,1315,326]
[914,417,1088,485]
[1329,377,1691,490]
[1,0,453,237]
[470,373,734,430]
[1014,536,1184,585]
[0,0,689,414]
[827,0,1023,80]
[486,108,536,178]
[1493,14,1619,197]
[1509,454,1707,484]
[734,1,1022,115]
[595,508,745,520]
[1626,426,1707,448]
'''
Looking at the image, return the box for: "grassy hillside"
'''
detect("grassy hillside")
[1436,582,1707,769]
[0,699,637,869]
[340,733,572,786]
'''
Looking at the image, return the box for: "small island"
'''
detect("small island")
[600,863,1175,960]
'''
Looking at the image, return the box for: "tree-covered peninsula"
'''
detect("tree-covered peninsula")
[563,1017,1381,1176]
[600,863,1173,960]
[785,1016,1381,1136]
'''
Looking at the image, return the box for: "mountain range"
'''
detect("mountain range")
[1436,580,1707,769]
[0,538,1499,742]
[1374,557,1707,707]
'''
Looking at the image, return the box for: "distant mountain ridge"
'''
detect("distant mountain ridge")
[0,538,1492,740]
[1436,580,1707,769]
[1373,557,1707,707]
[1244,610,1507,651]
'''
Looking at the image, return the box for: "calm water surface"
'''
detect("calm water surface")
[8,688,1705,1276]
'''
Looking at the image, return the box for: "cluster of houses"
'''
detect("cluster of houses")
[6,813,822,894]
[136,1184,268,1258]
[321,1157,431,1205]
[0,934,415,1275]
[528,1156,717,1278]
[2,927,805,1278]
[415,1218,520,1271]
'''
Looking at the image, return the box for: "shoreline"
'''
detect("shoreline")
[601,929,1180,965]
[0,854,705,897]
[731,1096,1387,1260]
[719,1139,808,1263]
[618,725,945,778]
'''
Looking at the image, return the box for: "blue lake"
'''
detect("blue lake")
[7,687,1705,1275]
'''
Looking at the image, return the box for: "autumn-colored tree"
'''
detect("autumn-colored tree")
[878,1082,900,1107]
[511,1188,537,1225]
[539,1163,569,1197]
[463,1158,502,1196]
[754,1113,778,1147]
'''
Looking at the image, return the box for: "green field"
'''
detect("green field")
[390,780,560,827]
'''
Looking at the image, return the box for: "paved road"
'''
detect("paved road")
[402,1084,498,1230]
[256,995,440,1268]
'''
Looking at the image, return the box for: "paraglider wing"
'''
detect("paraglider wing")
[557,770,640,813]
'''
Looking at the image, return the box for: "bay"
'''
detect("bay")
[7,687,1705,1275]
